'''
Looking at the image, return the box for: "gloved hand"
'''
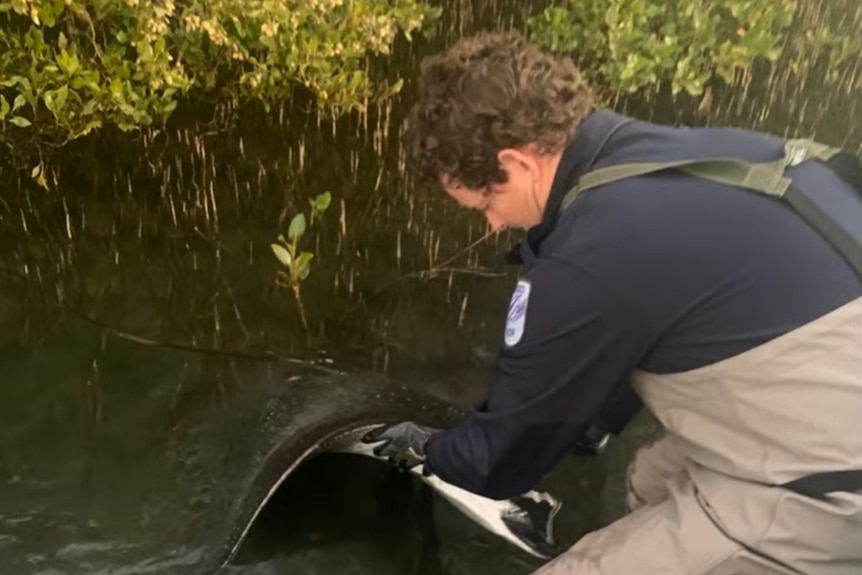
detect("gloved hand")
[362,421,438,470]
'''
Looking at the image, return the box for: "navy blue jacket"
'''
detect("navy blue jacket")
[424,109,862,500]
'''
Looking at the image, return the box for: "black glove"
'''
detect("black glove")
[572,423,611,455]
[362,421,438,470]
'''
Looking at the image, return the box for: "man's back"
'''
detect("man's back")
[543,111,862,374]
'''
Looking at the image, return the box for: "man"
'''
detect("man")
[364,31,862,574]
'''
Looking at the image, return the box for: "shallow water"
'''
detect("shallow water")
[1,0,861,573]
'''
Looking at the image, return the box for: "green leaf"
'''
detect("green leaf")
[271,243,293,267]
[313,191,332,213]
[8,76,30,94]
[56,49,69,73]
[80,99,97,116]
[296,251,314,267]
[297,252,314,280]
[35,171,48,190]
[69,119,102,140]
[9,116,31,127]
[288,213,306,243]
[43,86,68,116]
[0,95,9,119]
[41,5,55,27]
[12,94,25,111]
[31,164,41,178]
[110,78,124,99]
[71,72,99,93]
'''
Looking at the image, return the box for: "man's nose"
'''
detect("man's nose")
[485,211,506,232]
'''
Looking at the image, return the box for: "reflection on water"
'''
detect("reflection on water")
[1,0,861,573]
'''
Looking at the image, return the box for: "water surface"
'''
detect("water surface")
[1,0,860,573]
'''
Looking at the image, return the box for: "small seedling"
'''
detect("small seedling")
[271,191,331,330]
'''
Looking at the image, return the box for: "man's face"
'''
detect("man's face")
[441,149,546,231]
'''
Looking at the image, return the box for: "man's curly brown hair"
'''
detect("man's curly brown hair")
[406,30,595,190]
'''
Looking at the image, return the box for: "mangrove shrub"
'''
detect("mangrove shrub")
[0,0,439,173]
[528,0,797,97]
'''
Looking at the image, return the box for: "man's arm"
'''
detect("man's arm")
[424,257,652,499]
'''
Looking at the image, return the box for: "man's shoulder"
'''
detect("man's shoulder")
[541,180,666,259]
[592,113,786,169]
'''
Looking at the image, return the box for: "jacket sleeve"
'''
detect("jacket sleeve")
[424,257,651,500]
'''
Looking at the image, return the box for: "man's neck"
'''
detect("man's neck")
[533,150,565,217]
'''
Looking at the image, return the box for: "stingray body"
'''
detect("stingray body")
[212,372,561,571]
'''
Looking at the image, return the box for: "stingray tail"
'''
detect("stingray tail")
[501,492,562,559]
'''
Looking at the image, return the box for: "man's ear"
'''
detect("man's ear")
[497,148,538,179]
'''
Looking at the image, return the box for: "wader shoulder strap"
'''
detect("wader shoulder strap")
[782,185,862,281]
[561,138,862,282]
[562,138,842,208]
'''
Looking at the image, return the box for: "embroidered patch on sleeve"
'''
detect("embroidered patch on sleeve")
[504,279,531,347]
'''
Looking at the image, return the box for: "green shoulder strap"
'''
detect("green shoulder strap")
[560,138,862,281]
[560,138,842,211]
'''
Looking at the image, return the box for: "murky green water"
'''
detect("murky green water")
[1,1,861,573]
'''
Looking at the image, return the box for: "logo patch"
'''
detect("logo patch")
[504,279,531,347]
